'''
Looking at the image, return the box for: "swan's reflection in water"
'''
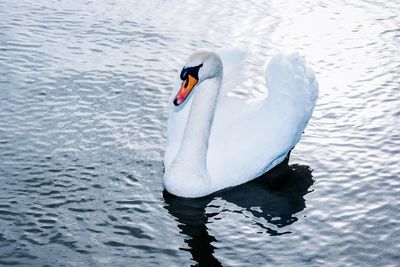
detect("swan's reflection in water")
[163,158,314,266]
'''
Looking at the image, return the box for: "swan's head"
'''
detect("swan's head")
[173,51,223,106]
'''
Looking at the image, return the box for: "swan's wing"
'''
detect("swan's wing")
[265,53,319,118]
[257,53,318,172]
[216,47,250,96]
[208,53,318,190]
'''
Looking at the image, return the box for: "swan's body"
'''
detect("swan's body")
[164,48,318,198]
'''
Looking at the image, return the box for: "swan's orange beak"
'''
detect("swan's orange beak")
[173,75,198,106]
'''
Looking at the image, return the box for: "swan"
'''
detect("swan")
[163,48,318,198]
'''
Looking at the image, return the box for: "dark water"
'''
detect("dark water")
[0,0,399,266]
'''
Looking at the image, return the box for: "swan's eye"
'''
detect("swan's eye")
[180,63,203,81]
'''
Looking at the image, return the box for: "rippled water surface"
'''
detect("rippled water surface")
[1,0,399,266]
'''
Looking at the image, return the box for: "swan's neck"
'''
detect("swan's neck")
[164,76,222,197]
[174,76,222,172]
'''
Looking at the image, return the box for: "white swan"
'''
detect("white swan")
[163,48,318,198]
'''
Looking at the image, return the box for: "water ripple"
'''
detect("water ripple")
[0,0,399,266]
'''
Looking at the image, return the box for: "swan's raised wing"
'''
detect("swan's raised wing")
[208,53,319,190]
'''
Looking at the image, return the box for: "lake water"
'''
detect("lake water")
[0,0,399,266]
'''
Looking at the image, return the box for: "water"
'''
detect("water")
[0,0,399,266]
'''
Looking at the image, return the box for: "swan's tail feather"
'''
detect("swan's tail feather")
[265,53,319,115]
[264,52,319,155]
